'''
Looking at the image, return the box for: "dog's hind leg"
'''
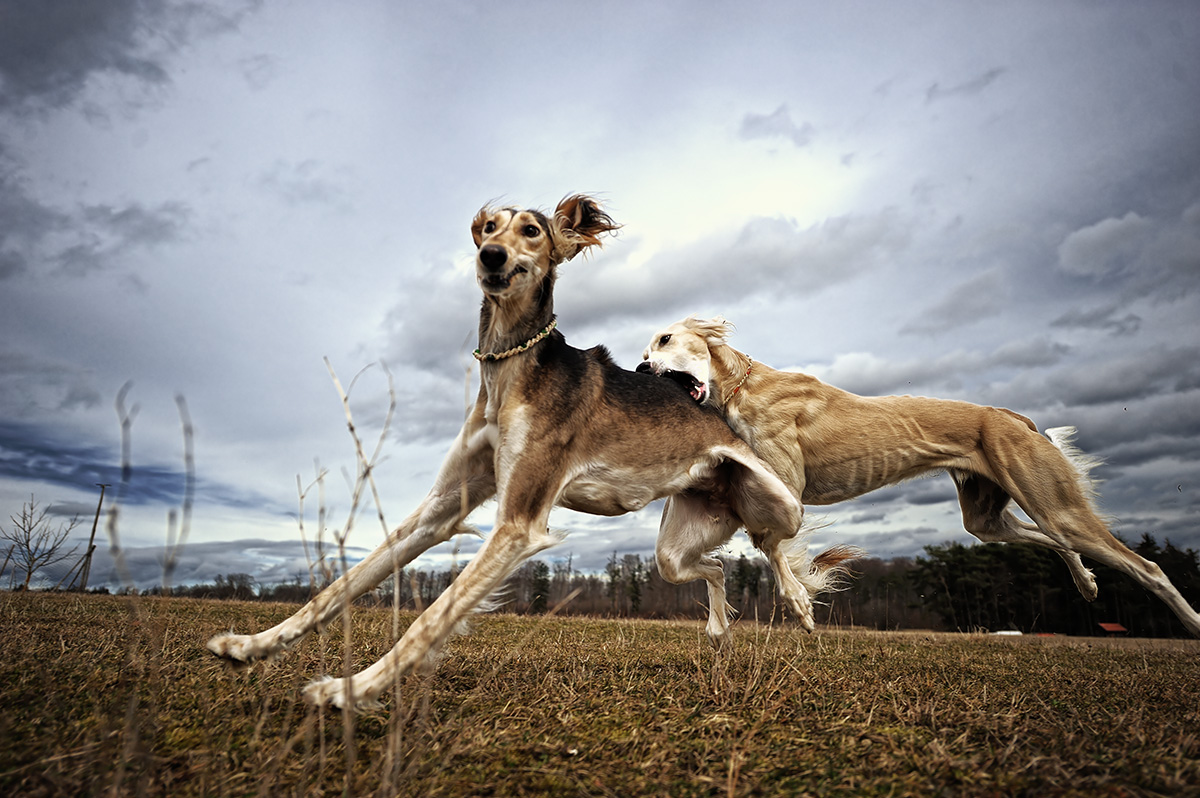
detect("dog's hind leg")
[1020,498,1200,636]
[978,425,1200,637]
[207,419,496,665]
[765,538,816,632]
[750,524,815,632]
[760,534,865,632]
[953,471,1099,600]
[656,495,742,647]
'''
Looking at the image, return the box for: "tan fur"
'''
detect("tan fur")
[207,199,853,711]
[641,316,1200,638]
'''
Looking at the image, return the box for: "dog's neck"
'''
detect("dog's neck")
[477,271,558,363]
[708,342,755,408]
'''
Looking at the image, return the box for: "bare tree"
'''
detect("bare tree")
[1,495,80,590]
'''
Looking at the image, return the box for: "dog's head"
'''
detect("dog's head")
[470,194,619,299]
[637,316,734,405]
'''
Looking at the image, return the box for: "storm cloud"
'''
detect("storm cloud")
[1,0,1198,585]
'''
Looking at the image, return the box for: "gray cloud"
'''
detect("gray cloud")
[0,418,284,515]
[1041,345,1200,409]
[811,522,959,562]
[1057,212,1155,279]
[804,335,1070,399]
[0,349,99,417]
[2,2,1199,576]
[900,270,1008,335]
[389,369,481,445]
[0,0,168,111]
[1102,434,1200,470]
[56,201,191,277]
[560,210,912,328]
[738,105,815,147]
[1056,204,1200,302]
[382,258,479,364]
[1051,304,1142,337]
[0,168,68,280]
[236,53,278,91]
[258,160,352,209]
[926,67,1006,103]
[0,169,191,281]
[30,537,371,592]
[0,0,260,113]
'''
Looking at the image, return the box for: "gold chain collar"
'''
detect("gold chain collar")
[473,317,558,362]
[726,357,753,399]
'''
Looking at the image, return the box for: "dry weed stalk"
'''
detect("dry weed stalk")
[93,382,199,796]
[302,360,398,791]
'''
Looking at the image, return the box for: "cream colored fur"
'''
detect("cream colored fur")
[641,316,1200,638]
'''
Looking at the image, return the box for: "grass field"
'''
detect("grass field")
[1,592,1197,797]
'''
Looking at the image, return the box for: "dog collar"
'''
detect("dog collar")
[728,358,753,398]
[474,317,558,362]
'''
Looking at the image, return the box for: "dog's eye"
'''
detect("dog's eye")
[483,221,496,234]
[522,225,540,238]
[658,334,671,346]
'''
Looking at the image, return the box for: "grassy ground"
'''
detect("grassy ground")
[1,592,1197,797]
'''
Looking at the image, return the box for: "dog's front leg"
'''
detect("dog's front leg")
[303,515,561,710]
[207,415,496,666]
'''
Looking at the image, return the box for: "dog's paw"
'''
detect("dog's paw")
[705,601,736,648]
[302,676,383,712]
[706,624,733,650]
[783,590,816,633]
[1076,568,1099,602]
[207,633,270,666]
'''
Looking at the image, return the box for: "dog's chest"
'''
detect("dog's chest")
[481,364,529,426]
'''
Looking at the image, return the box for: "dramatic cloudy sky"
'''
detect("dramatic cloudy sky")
[2,1,1198,591]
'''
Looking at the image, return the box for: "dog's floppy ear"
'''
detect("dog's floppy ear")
[551,194,621,262]
[470,205,494,248]
[683,316,735,345]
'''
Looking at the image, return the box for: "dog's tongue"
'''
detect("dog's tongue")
[690,382,707,403]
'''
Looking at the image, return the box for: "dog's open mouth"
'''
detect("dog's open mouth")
[480,266,527,291]
[636,361,709,403]
[663,370,708,403]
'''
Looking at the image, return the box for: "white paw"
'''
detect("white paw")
[705,601,736,648]
[302,676,382,712]
[1078,569,1099,602]
[302,676,342,708]
[207,633,267,664]
[706,623,732,650]
[783,589,815,633]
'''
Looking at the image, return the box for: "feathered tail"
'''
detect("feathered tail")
[1044,426,1103,509]
[784,541,866,597]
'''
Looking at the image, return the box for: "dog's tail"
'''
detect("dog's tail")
[1044,426,1104,509]
[784,541,866,597]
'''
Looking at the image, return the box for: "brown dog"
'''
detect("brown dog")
[639,316,1200,637]
[208,199,855,710]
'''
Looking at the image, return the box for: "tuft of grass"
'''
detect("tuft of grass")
[1,592,1197,797]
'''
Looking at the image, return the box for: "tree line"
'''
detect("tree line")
[126,532,1200,639]
[5,485,1195,637]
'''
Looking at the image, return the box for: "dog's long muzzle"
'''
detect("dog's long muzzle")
[478,244,526,292]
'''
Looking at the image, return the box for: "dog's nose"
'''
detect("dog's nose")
[479,244,508,271]
[635,361,653,374]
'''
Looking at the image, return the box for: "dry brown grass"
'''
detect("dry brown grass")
[1,591,1197,797]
